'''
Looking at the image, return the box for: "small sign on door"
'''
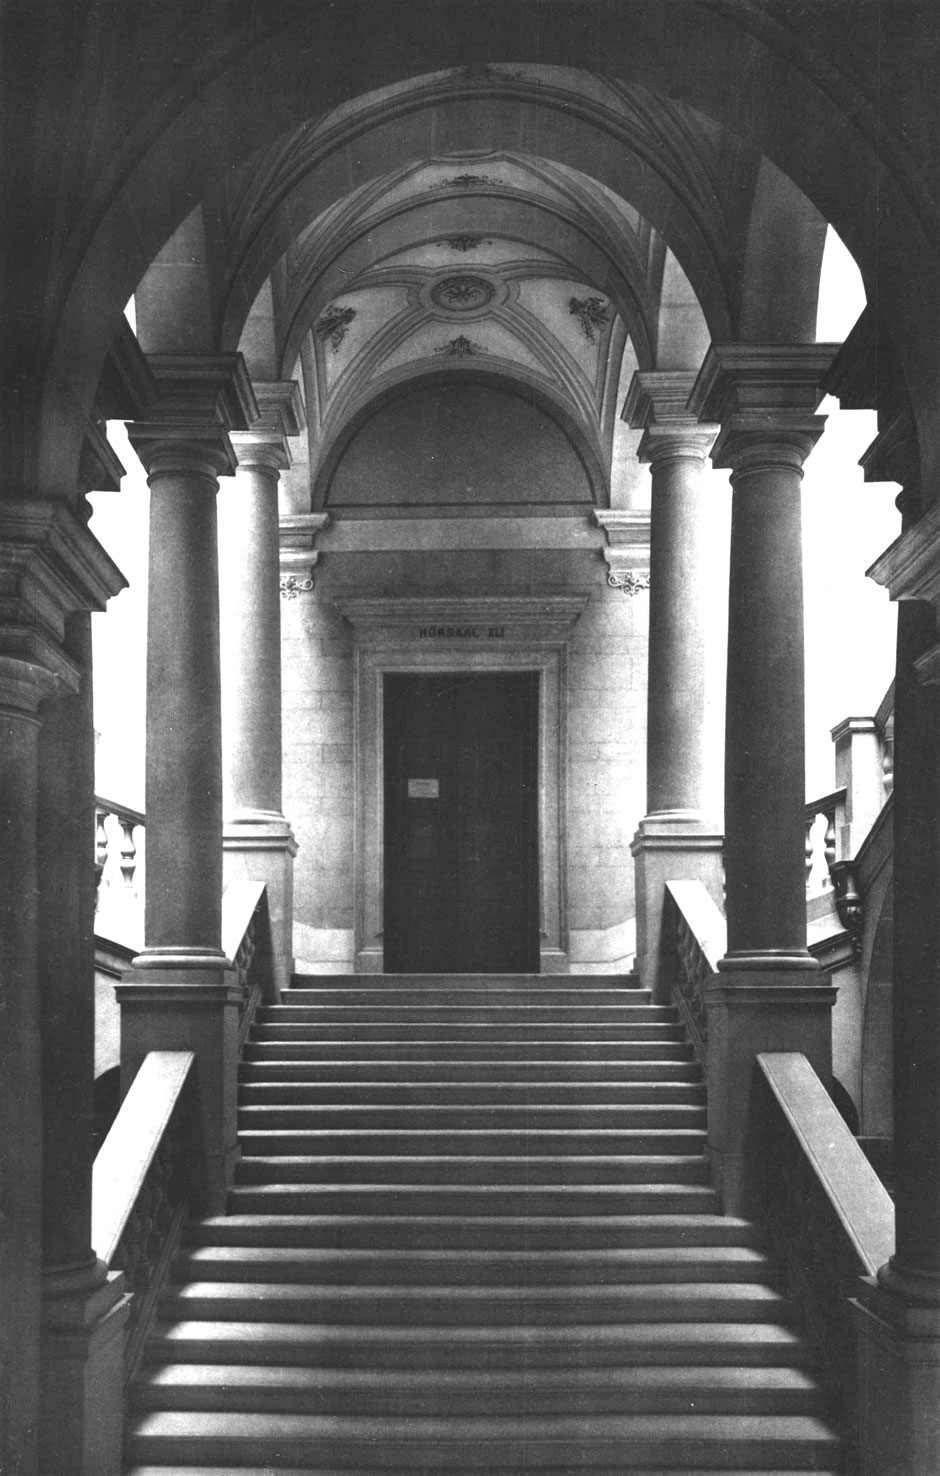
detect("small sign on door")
[407,778,440,799]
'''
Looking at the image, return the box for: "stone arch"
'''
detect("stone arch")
[36,1,940,500]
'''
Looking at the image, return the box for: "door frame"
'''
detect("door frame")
[336,596,586,974]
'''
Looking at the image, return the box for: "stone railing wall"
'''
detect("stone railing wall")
[756,1052,895,1472]
[664,879,726,1074]
[91,1051,195,1382]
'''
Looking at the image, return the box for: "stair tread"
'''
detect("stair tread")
[152,1318,809,1347]
[139,1363,820,1390]
[128,1409,840,1438]
[178,1246,770,1266]
[165,1281,785,1304]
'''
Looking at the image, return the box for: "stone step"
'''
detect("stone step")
[185,1213,763,1252]
[240,1040,696,1061]
[158,1280,789,1327]
[236,1074,702,1098]
[233,1154,712,1187]
[236,1106,707,1134]
[127,1467,842,1476]
[238,1055,703,1082]
[235,1128,708,1157]
[250,1022,688,1042]
[125,1409,840,1468]
[226,1182,722,1217]
[278,989,658,1009]
[172,1244,776,1288]
[289,974,645,991]
[259,1005,676,1025]
[132,1362,826,1417]
[146,1318,815,1370]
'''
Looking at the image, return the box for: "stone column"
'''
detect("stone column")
[860,477,940,1476]
[221,382,304,997]
[0,500,127,1476]
[118,354,256,1213]
[624,372,723,1001]
[689,344,837,1213]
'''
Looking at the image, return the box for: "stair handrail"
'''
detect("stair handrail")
[664,879,726,1072]
[92,1050,196,1380]
[222,879,275,1039]
[756,1051,895,1467]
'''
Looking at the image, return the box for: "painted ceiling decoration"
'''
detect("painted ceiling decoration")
[213,63,826,514]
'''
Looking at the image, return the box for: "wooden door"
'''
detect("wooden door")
[383,672,539,973]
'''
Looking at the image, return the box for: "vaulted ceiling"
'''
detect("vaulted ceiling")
[133,62,830,512]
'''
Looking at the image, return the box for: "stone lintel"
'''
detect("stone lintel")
[689,343,837,472]
[336,593,587,646]
[867,500,940,605]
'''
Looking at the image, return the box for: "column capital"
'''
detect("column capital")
[689,343,838,474]
[623,370,719,465]
[127,352,258,480]
[231,380,306,473]
[280,512,331,589]
[0,499,127,708]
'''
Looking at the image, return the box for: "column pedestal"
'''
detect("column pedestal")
[632,816,724,1003]
[39,1261,129,1476]
[224,816,298,995]
[705,969,836,1213]
[853,1274,940,1476]
[117,970,241,1215]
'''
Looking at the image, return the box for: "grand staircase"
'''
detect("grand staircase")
[126,973,842,1474]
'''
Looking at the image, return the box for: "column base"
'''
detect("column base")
[224,813,298,998]
[705,964,836,1214]
[631,814,724,1002]
[39,1258,130,1476]
[117,966,242,1214]
[853,1267,940,1476]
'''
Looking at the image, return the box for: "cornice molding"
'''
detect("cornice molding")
[0,500,127,702]
[593,508,651,583]
[867,501,940,605]
[279,513,330,586]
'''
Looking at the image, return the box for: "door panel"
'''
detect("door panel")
[383,672,539,973]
